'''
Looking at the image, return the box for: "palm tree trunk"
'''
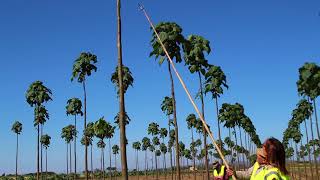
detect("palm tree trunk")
[16,133,18,180]
[46,147,48,180]
[91,145,93,180]
[304,117,313,179]
[198,72,209,180]
[116,0,128,179]
[191,128,196,180]
[309,111,319,180]
[109,139,112,179]
[168,61,181,180]
[145,150,147,179]
[163,153,167,179]
[214,97,222,149]
[37,124,40,180]
[41,124,43,180]
[155,152,158,180]
[83,80,88,180]
[137,150,140,180]
[103,148,105,180]
[67,143,69,176]
[238,126,245,170]
[233,127,240,170]
[168,118,173,180]
[101,148,103,179]
[74,115,77,178]
[295,142,301,180]
[70,142,72,176]
[314,100,320,141]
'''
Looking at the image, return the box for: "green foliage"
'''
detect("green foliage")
[183,35,210,74]
[40,134,51,148]
[152,136,160,146]
[161,96,174,116]
[148,122,160,136]
[94,117,115,140]
[112,145,120,155]
[114,111,131,127]
[26,81,52,107]
[97,139,106,149]
[297,62,320,100]
[150,22,185,65]
[11,121,22,134]
[71,52,97,83]
[142,137,151,151]
[159,128,168,139]
[132,141,141,151]
[61,125,76,143]
[34,105,49,126]
[160,143,167,154]
[204,65,228,99]
[186,114,197,129]
[111,65,134,95]
[66,98,83,116]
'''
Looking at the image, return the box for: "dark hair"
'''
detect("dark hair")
[264,137,289,175]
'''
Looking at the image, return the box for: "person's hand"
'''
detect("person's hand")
[226,168,234,177]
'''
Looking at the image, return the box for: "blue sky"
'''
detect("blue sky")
[0,0,319,174]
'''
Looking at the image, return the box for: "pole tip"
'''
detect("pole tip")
[138,3,144,11]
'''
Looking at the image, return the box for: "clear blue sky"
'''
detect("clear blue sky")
[0,0,319,174]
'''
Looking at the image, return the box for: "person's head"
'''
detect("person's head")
[212,161,220,169]
[260,137,288,175]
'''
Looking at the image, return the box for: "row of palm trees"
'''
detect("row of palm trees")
[283,62,320,180]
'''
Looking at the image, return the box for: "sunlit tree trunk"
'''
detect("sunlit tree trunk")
[304,120,313,179]
[168,62,181,180]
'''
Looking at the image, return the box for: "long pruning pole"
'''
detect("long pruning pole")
[138,4,236,180]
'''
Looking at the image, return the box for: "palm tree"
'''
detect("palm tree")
[106,124,115,179]
[97,139,106,179]
[186,114,198,180]
[150,22,185,180]
[83,122,95,178]
[26,81,52,180]
[71,52,97,180]
[161,96,174,180]
[66,97,83,177]
[132,141,142,178]
[115,0,133,178]
[183,149,192,178]
[81,135,93,178]
[40,134,51,180]
[297,62,320,140]
[160,143,168,177]
[142,137,151,179]
[11,121,22,180]
[61,125,73,176]
[204,65,228,150]
[152,136,161,179]
[183,35,211,179]
[112,145,120,172]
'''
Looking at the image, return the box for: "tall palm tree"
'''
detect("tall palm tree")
[186,114,198,180]
[150,22,185,180]
[106,124,115,179]
[142,137,151,179]
[40,134,51,180]
[26,81,52,180]
[71,52,97,180]
[161,96,174,179]
[112,145,120,172]
[133,141,142,178]
[97,139,106,179]
[160,143,168,177]
[94,117,113,180]
[183,35,211,179]
[61,125,73,176]
[204,65,228,148]
[152,136,161,179]
[297,62,320,140]
[66,97,83,177]
[11,121,22,180]
[114,0,132,178]
[81,135,93,178]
